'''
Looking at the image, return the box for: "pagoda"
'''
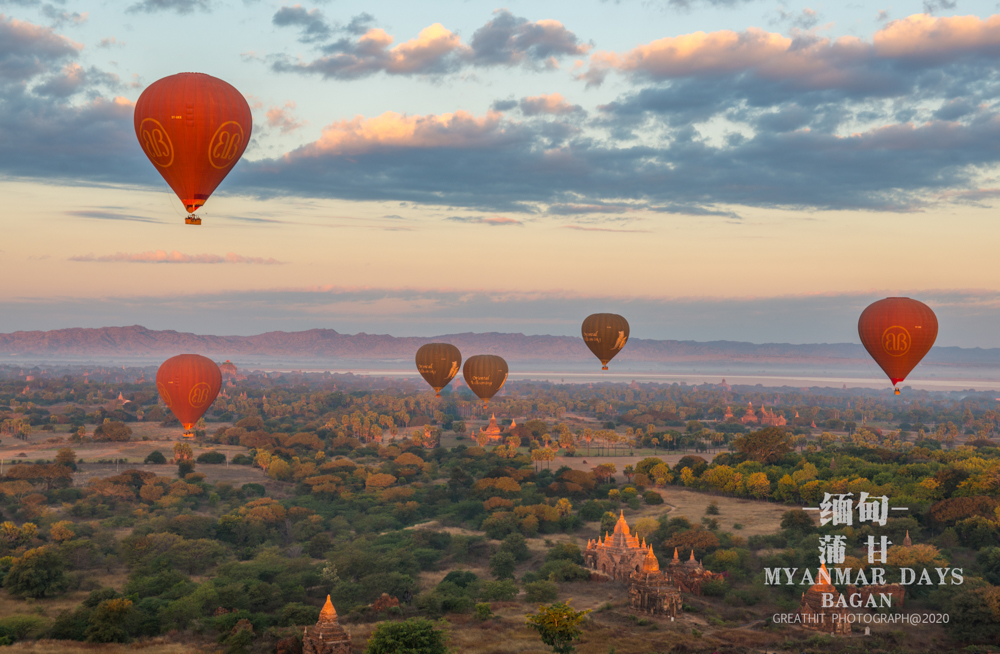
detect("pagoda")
[628,545,682,617]
[302,596,351,654]
[796,564,851,634]
[480,413,504,442]
[584,511,648,582]
[664,548,725,595]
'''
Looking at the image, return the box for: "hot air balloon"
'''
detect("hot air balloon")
[134,73,252,225]
[462,355,508,406]
[156,354,222,435]
[415,343,462,398]
[858,298,938,395]
[582,313,630,370]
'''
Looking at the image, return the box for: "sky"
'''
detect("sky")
[4,0,1000,346]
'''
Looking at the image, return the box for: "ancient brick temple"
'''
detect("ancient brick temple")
[796,564,851,634]
[584,512,653,581]
[628,545,682,617]
[302,596,352,654]
[480,413,504,442]
[663,548,725,595]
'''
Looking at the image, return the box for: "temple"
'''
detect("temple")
[584,511,650,581]
[663,548,725,595]
[302,596,352,654]
[796,564,851,634]
[479,413,504,443]
[628,544,682,617]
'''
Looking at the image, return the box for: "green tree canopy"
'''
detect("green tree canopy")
[526,601,590,654]
[364,618,449,654]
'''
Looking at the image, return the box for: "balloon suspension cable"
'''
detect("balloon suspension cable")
[185,215,202,225]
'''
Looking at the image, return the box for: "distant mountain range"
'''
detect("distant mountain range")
[1,325,999,367]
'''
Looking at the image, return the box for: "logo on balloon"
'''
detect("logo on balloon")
[156,382,173,408]
[208,121,245,169]
[189,382,213,408]
[139,119,174,168]
[881,326,911,357]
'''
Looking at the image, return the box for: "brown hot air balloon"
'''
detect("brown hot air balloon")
[462,355,508,407]
[156,354,222,432]
[582,313,630,370]
[415,343,462,397]
[134,73,252,225]
[858,298,938,395]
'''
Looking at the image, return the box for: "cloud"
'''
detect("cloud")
[96,36,124,48]
[266,101,306,133]
[293,109,514,156]
[269,9,587,79]
[562,224,650,232]
[583,14,1000,89]
[126,0,212,14]
[519,93,584,116]
[0,14,80,82]
[70,250,285,264]
[66,209,162,224]
[447,215,523,226]
[272,4,331,43]
[234,100,1000,214]
[467,9,590,68]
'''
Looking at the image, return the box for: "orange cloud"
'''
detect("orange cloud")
[520,92,582,116]
[383,24,469,74]
[266,101,307,133]
[298,109,508,156]
[581,13,1000,87]
[874,14,1000,59]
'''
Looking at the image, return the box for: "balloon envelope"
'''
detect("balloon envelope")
[858,297,938,388]
[582,313,630,370]
[134,73,252,215]
[415,343,462,397]
[462,355,508,406]
[156,354,222,430]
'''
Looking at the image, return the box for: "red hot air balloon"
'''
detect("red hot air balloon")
[156,354,222,433]
[134,73,252,225]
[858,298,938,394]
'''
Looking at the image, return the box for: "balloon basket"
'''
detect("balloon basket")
[894,388,900,395]
[185,215,202,225]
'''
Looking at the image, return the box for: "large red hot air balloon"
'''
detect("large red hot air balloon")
[156,354,222,432]
[134,73,252,225]
[858,298,938,394]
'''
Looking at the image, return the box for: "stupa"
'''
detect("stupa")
[302,595,351,654]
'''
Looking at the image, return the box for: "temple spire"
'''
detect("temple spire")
[319,595,338,622]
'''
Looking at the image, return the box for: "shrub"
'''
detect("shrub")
[144,450,166,464]
[365,618,449,654]
[480,580,518,601]
[525,580,558,603]
[475,603,493,621]
[643,491,663,505]
[197,451,227,464]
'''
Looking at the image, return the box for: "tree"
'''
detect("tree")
[732,427,793,463]
[172,442,193,461]
[526,601,590,654]
[144,450,166,464]
[94,421,131,442]
[947,585,1000,646]
[85,598,138,643]
[490,550,517,579]
[364,618,449,654]
[55,448,77,469]
[977,547,1000,586]
[5,547,67,598]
